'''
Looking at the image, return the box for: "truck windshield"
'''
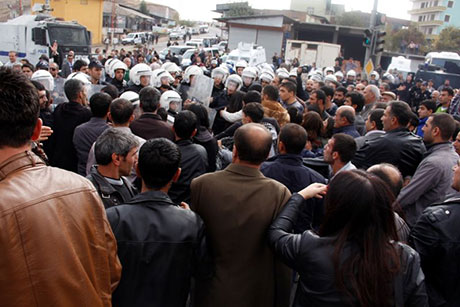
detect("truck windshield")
[48,26,89,46]
[432,58,460,74]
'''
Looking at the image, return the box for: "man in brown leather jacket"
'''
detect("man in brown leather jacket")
[0,68,121,306]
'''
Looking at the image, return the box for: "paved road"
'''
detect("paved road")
[97,26,223,54]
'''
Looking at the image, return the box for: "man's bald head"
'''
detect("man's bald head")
[234,123,272,165]
[367,163,403,197]
[335,105,356,127]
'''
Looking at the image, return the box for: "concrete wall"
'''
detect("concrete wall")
[228,25,282,62]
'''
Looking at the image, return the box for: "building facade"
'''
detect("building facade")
[408,0,460,37]
[32,0,104,44]
[289,0,344,22]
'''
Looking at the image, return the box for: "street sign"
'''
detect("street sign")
[365,59,374,77]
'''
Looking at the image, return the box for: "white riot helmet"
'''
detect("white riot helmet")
[259,63,274,73]
[324,74,337,83]
[347,69,356,78]
[314,69,323,77]
[120,91,140,106]
[162,62,182,75]
[31,70,54,91]
[150,62,161,71]
[289,68,298,77]
[276,67,288,75]
[260,70,275,83]
[383,72,395,84]
[109,59,128,79]
[235,60,248,69]
[104,58,115,74]
[151,69,174,88]
[324,66,335,75]
[277,71,289,79]
[0,60,3,67]
[218,64,230,75]
[129,63,152,86]
[211,66,228,82]
[225,74,243,91]
[242,67,257,80]
[370,71,380,80]
[183,65,203,84]
[334,71,344,79]
[66,71,91,85]
[160,90,182,111]
[310,74,323,82]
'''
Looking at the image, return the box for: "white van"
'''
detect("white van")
[226,42,266,68]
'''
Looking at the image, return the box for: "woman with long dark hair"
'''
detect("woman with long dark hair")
[268,170,428,306]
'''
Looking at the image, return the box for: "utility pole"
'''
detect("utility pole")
[111,0,116,48]
[363,0,378,79]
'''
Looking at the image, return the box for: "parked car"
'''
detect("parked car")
[181,47,220,68]
[169,31,185,40]
[122,32,146,45]
[212,41,228,52]
[185,41,204,49]
[159,45,195,61]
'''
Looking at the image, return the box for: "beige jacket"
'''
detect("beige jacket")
[262,99,290,127]
[191,163,292,307]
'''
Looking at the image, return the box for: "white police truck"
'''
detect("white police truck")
[0,14,91,66]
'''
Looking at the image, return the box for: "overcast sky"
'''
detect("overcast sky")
[147,0,412,22]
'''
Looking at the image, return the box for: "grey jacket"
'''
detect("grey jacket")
[73,117,109,176]
[398,142,459,227]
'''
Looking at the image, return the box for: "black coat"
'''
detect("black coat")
[261,154,327,233]
[352,127,426,178]
[47,101,92,172]
[106,191,212,307]
[110,78,127,94]
[410,197,460,307]
[269,193,429,307]
[193,126,218,173]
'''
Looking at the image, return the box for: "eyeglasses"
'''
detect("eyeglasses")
[50,68,57,71]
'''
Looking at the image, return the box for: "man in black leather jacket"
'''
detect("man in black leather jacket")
[106,138,212,307]
[410,159,460,307]
[353,101,426,178]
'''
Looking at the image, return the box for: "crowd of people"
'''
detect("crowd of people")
[1,43,460,307]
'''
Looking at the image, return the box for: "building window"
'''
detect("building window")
[431,14,435,20]
[419,15,423,21]
[434,0,439,5]
[421,2,425,8]
[445,15,450,22]
[448,1,454,7]
[428,27,433,34]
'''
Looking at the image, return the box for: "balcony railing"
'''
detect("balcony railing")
[417,20,444,26]
[408,6,446,14]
